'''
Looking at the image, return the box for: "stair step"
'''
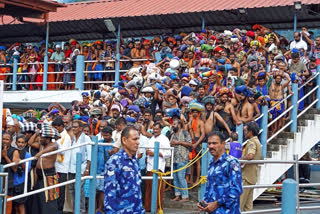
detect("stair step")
[267,151,272,158]
[306,108,320,115]
[267,144,279,152]
[163,198,198,210]
[269,138,287,145]
[300,114,314,120]
[297,120,306,126]
[278,132,294,139]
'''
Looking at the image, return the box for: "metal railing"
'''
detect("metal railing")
[239,159,320,214]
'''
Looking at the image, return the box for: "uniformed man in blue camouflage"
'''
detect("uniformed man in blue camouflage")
[197,131,243,214]
[104,126,145,214]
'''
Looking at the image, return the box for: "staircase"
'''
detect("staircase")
[253,108,320,200]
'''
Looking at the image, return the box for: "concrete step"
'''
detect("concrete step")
[278,132,295,139]
[297,120,307,126]
[269,138,287,145]
[267,151,272,158]
[300,113,314,120]
[306,108,320,115]
[267,144,279,152]
[163,198,198,210]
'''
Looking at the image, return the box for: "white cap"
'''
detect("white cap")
[56,44,61,49]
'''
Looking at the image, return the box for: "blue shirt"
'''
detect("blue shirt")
[97,139,114,175]
[13,152,31,186]
[204,153,242,214]
[104,148,145,214]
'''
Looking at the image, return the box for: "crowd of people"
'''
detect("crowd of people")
[1,24,320,213]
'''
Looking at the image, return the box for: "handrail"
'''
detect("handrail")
[297,99,319,119]
[0,58,151,66]
[268,94,292,113]
[298,72,319,90]
[297,86,319,104]
[3,141,93,169]
[267,106,293,128]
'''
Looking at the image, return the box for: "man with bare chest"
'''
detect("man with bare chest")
[202,95,232,138]
[32,123,59,214]
[187,109,205,184]
[269,70,291,134]
[235,86,254,124]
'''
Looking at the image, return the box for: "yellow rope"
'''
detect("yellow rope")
[152,148,209,214]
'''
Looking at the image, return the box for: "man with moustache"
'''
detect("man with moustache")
[197,131,242,213]
[32,123,60,214]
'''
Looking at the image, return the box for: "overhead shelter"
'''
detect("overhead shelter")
[0,0,320,43]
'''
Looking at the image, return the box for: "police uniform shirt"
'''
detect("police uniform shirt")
[104,148,145,214]
[204,153,243,214]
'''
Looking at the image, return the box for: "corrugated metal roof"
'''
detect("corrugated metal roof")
[0,0,320,43]
[48,0,319,22]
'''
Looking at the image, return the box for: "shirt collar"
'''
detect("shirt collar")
[212,152,227,165]
[120,148,137,160]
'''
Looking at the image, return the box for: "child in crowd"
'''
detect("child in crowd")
[62,58,72,90]
[226,132,242,159]
[13,134,31,214]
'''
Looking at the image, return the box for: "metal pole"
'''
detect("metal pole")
[199,143,208,201]
[294,12,297,32]
[43,21,49,90]
[75,55,85,90]
[294,154,300,213]
[290,83,298,132]
[260,105,268,158]
[74,153,82,214]
[151,141,160,214]
[281,179,297,214]
[201,15,205,31]
[88,136,98,214]
[114,23,120,87]
[12,58,18,91]
[236,123,243,145]
[316,65,320,109]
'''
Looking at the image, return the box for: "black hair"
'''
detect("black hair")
[207,131,225,142]
[101,126,113,134]
[153,122,163,129]
[310,57,316,62]
[172,118,182,128]
[121,126,137,143]
[231,132,238,141]
[155,109,163,116]
[16,134,27,142]
[52,117,64,127]
[2,132,13,142]
[115,117,126,126]
[245,121,260,136]
[291,52,299,59]
[143,108,152,115]
[154,116,162,123]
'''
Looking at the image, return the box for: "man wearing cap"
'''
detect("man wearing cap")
[32,123,59,214]
[51,45,65,89]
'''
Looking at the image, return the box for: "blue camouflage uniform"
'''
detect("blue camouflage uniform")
[104,148,145,214]
[203,153,243,214]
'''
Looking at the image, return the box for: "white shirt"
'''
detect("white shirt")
[69,133,92,174]
[146,134,171,172]
[290,39,307,51]
[96,132,103,141]
[55,129,72,173]
[112,130,122,149]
